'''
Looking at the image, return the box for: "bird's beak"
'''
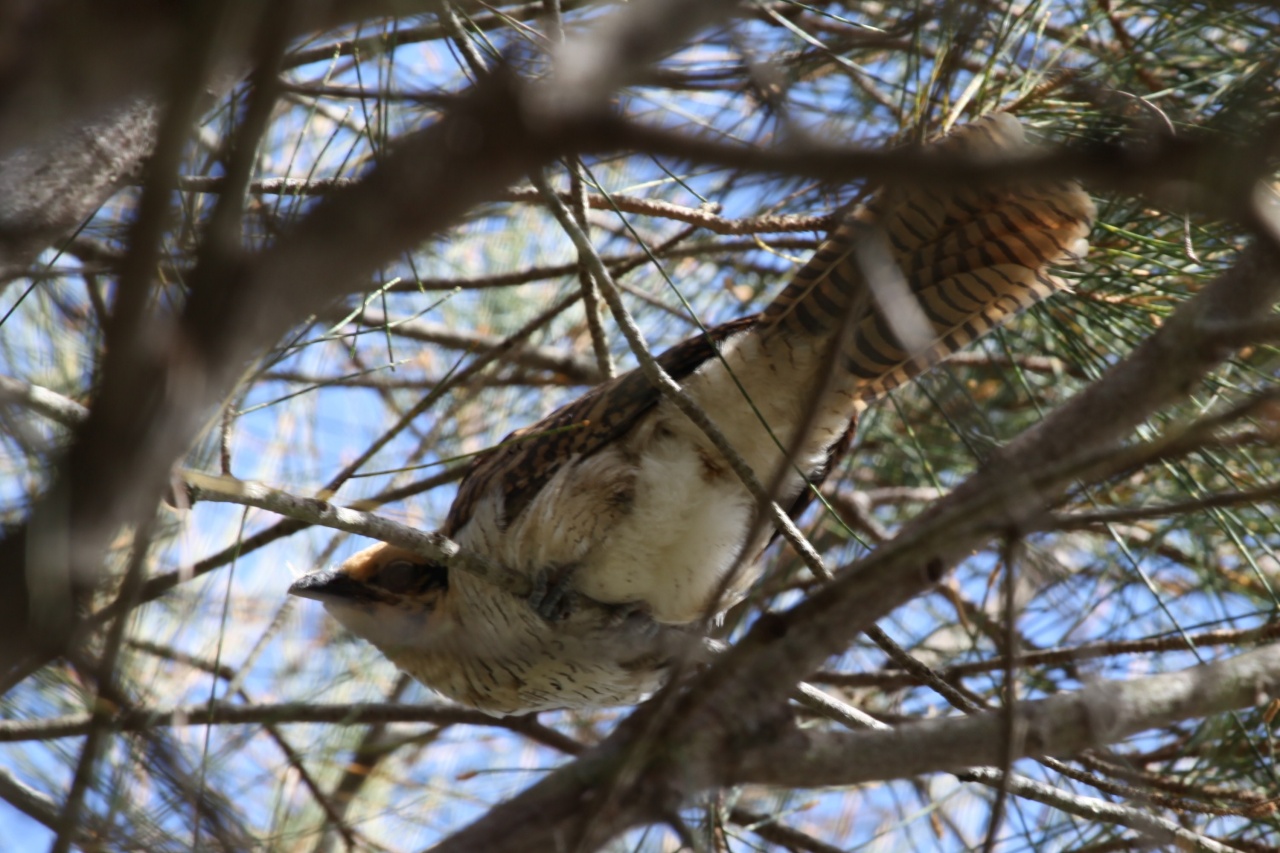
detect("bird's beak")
[288,570,372,602]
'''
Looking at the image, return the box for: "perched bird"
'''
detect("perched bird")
[290,114,1095,715]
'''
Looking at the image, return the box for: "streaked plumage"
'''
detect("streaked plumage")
[290,114,1095,714]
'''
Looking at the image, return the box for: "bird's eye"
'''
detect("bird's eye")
[377,560,421,594]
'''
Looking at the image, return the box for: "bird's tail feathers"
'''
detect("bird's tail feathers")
[758,113,1095,405]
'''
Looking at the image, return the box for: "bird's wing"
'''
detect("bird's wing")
[443,316,757,535]
[445,113,1094,536]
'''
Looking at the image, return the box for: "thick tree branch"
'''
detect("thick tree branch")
[0,99,158,281]
[420,240,1280,853]
[669,242,1280,758]
[737,643,1280,787]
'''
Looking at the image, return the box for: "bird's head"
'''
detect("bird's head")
[289,543,450,653]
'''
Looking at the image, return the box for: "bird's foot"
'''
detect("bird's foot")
[604,600,650,628]
[529,565,578,622]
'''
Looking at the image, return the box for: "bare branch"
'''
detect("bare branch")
[739,644,1280,788]
[418,240,1280,853]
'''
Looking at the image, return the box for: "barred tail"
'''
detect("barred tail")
[759,113,1095,404]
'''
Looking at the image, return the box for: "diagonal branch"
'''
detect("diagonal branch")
[737,644,1280,788]
[669,242,1280,763]
[420,238,1280,853]
[0,68,572,676]
[0,0,753,682]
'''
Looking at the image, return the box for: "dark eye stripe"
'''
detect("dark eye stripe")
[377,560,449,595]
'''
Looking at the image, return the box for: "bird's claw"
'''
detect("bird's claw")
[529,565,577,622]
[604,601,648,628]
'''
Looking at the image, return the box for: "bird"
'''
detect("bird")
[289,114,1095,715]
